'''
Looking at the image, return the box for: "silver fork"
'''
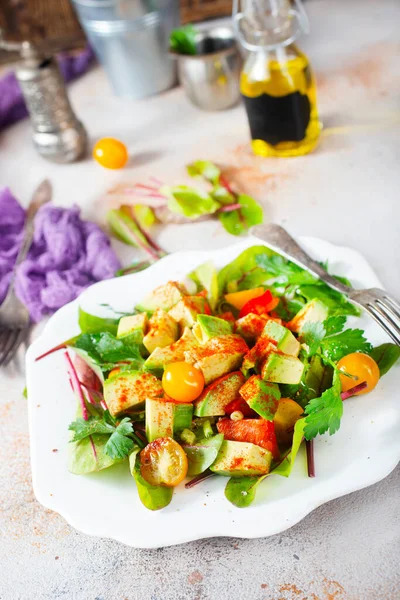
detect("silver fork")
[0,180,52,366]
[251,224,400,346]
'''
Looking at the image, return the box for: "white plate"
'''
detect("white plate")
[26,237,400,548]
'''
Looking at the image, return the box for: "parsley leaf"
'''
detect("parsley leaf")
[69,417,114,442]
[73,332,144,371]
[323,316,346,336]
[304,372,343,440]
[321,329,372,362]
[256,254,317,286]
[105,418,136,459]
[301,321,326,356]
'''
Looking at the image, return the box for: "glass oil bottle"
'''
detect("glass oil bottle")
[233,0,321,157]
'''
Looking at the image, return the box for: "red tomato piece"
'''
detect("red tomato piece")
[224,398,258,419]
[217,418,280,460]
[239,291,279,318]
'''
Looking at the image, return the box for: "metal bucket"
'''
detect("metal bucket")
[72,0,179,98]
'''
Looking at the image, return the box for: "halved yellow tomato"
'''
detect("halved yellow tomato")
[140,437,188,486]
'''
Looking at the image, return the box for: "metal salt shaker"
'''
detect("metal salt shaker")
[0,34,87,163]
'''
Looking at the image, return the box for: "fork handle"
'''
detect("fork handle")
[251,224,352,295]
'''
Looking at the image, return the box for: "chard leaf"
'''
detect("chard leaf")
[370,343,400,376]
[218,194,263,236]
[217,246,273,293]
[272,418,306,477]
[68,434,121,474]
[162,185,220,219]
[130,454,173,511]
[183,434,224,476]
[78,307,119,335]
[211,185,235,206]
[187,160,220,183]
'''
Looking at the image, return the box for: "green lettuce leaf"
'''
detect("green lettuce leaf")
[370,343,400,376]
[218,194,263,236]
[130,454,173,511]
[183,434,224,476]
[189,261,219,310]
[162,185,220,219]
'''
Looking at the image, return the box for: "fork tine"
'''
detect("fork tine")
[381,296,400,319]
[0,329,20,366]
[367,304,400,346]
[2,327,27,366]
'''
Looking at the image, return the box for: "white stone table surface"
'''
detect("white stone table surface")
[0,0,399,598]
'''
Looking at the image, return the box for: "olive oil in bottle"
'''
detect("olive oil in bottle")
[234,0,321,157]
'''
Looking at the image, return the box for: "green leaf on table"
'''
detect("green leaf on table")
[218,194,263,236]
[211,185,235,206]
[320,329,372,362]
[304,372,343,440]
[183,434,224,476]
[130,454,174,511]
[162,185,220,219]
[189,261,219,310]
[78,307,119,335]
[107,208,150,248]
[217,245,273,293]
[225,418,306,507]
[370,343,400,376]
[187,160,220,184]
[133,205,156,228]
[170,24,197,56]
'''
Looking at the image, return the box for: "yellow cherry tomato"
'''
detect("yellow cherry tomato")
[224,287,265,310]
[108,367,121,379]
[162,361,205,403]
[140,437,188,487]
[274,398,304,447]
[93,137,128,169]
[337,353,380,395]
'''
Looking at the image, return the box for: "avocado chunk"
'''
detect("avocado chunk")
[104,371,163,416]
[288,299,329,333]
[236,313,268,343]
[210,440,272,477]
[262,320,300,357]
[185,335,249,385]
[261,352,305,384]
[241,339,276,376]
[239,375,281,420]
[144,327,198,376]
[117,313,148,348]
[146,398,193,441]
[193,314,232,344]
[194,371,245,417]
[168,296,208,329]
[136,281,188,313]
[142,309,178,354]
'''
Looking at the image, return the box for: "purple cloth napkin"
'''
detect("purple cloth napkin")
[0,46,95,131]
[0,188,121,322]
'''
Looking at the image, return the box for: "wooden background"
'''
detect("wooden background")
[0,0,233,63]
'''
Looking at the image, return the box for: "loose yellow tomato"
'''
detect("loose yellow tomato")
[162,361,204,402]
[108,367,121,379]
[93,137,128,169]
[274,398,304,447]
[224,287,265,310]
[337,353,380,395]
[140,437,188,486]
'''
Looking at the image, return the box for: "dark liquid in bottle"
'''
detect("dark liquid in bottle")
[242,91,311,146]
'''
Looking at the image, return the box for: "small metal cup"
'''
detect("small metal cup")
[171,27,242,111]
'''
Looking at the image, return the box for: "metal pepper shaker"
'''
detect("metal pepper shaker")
[0,33,87,163]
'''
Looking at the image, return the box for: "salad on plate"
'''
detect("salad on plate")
[37,245,400,511]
